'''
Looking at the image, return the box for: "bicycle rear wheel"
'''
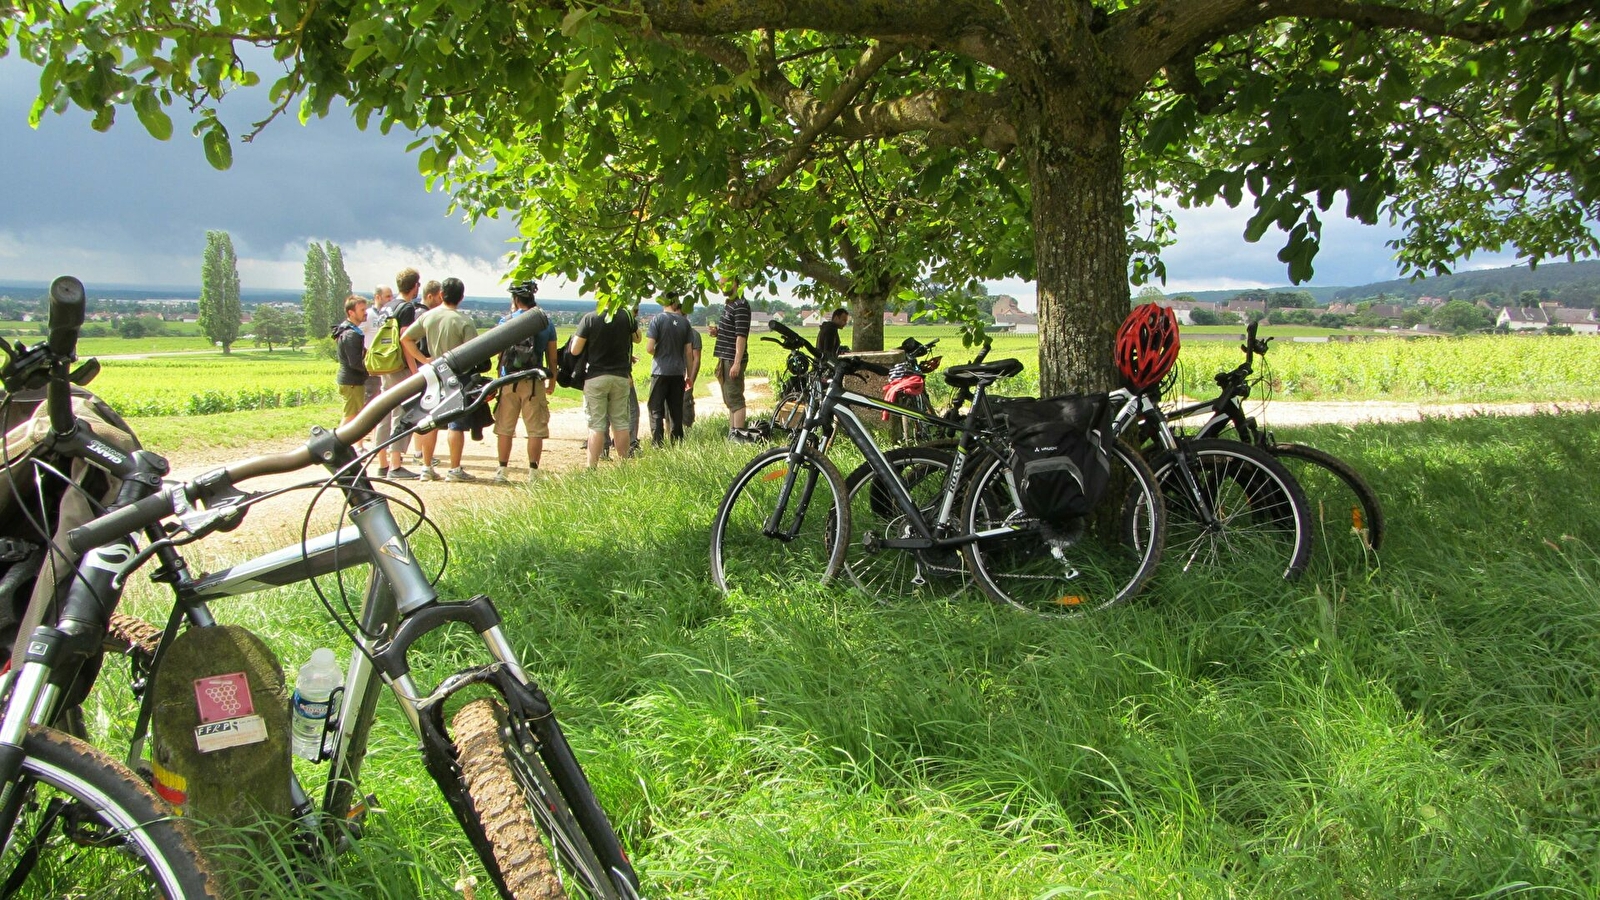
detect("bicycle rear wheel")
[710,446,849,595]
[1268,442,1384,567]
[1149,439,1312,580]
[843,448,966,601]
[960,439,1165,615]
[454,698,636,900]
[0,727,223,899]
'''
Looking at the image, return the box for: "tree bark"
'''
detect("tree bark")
[850,289,887,352]
[1022,90,1130,396]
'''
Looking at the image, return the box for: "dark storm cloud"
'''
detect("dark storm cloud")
[0,55,518,289]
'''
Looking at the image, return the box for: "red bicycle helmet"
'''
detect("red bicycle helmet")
[1115,304,1181,392]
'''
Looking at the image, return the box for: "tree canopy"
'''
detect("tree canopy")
[8,0,1598,390]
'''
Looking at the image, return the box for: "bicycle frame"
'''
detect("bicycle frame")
[786,369,1018,552]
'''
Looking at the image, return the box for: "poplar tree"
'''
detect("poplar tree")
[325,242,353,319]
[198,229,242,354]
[301,243,331,338]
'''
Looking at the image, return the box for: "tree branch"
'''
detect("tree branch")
[675,35,1019,151]
[1112,0,1600,88]
[795,251,855,294]
[735,41,903,209]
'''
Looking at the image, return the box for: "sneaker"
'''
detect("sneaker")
[377,467,389,479]
[417,467,439,482]
[387,467,420,480]
[445,467,476,482]
[492,467,509,484]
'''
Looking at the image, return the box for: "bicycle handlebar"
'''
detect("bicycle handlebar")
[65,307,551,555]
[46,276,87,436]
[48,277,86,359]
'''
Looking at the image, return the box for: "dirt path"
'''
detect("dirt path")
[162,384,1599,546]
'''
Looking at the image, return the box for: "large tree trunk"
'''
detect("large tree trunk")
[849,289,887,352]
[1022,92,1130,396]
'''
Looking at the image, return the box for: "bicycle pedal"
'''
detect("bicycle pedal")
[344,792,383,834]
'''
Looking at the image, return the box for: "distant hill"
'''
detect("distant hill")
[0,282,642,314]
[1160,259,1600,307]
[1329,259,1600,303]
[1171,286,1347,304]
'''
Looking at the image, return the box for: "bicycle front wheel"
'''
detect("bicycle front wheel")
[1150,438,1312,580]
[1269,442,1384,566]
[961,439,1166,615]
[710,446,849,595]
[454,698,637,900]
[0,727,223,898]
[843,448,966,602]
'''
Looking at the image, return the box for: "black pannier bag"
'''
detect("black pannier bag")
[1003,393,1114,524]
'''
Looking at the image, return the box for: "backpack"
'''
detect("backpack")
[1003,393,1114,524]
[364,310,404,375]
[501,310,550,374]
[556,339,588,389]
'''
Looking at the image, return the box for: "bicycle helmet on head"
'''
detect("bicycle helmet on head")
[1115,303,1181,392]
[508,280,538,299]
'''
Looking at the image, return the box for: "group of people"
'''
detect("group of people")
[333,269,503,481]
[332,268,777,480]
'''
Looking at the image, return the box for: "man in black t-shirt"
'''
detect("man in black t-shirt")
[571,304,639,468]
[815,307,849,360]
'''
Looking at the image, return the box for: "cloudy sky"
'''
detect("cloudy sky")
[0,55,1517,304]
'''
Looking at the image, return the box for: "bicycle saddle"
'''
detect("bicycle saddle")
[942,358,1024,388]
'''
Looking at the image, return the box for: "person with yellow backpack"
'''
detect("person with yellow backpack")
[364,268,426,479]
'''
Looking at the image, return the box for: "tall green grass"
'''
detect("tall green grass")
[97,412,1600,896]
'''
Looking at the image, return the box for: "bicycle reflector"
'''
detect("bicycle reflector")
[1114,304,1181,392]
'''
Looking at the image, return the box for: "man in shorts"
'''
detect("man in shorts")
[570,302,638,468]
[400,277,478,481]
[492,282,557,483]
[711,276,751,436]
[333,295,368,427]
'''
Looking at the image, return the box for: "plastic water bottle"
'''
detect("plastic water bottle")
[291,648,342,761]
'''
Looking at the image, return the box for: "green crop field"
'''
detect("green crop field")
[93,411,1600,897]
[48,325,1600,454]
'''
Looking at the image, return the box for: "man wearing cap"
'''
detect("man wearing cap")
[710,275,751,436]
[645,292,694,446]
[492,281,558,483]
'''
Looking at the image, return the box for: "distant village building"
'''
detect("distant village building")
[1326,303,1359,316]
[1155,298,1218,325]
[1225,299,1266,316]
[1415,296,1447,308]
[991,295,1037,326]
[1547,308,1600,334]
[1366,303,1405,320]
[1497,306,1548,331]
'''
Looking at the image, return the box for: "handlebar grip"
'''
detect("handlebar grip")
[440,308,551,376]
[66,489,176,555]
[48,276,87,359]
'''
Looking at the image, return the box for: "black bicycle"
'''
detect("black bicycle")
[1167,322,1384,569]
[0,278,642,899]
[711,323,1166,616]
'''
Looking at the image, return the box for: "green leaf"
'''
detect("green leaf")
[131,88,172,140]
[203,125,233,170]
[560,7,589,37]
[561,66,585,94]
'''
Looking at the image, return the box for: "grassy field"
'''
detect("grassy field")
[94,410,1600,897]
